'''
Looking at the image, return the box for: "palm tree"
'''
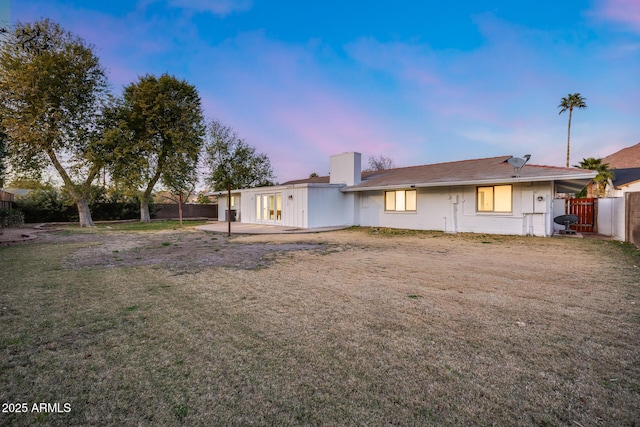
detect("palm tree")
[575,157,615,197]
[558,93,587,168]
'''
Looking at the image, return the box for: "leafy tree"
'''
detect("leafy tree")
[105,74,205,222]
[204,120,274,191]
[196,192,212,204]
[558,93,587,168]
[162,167,199,225]
[574,157,615,198]
[364,154,395,172]
[0,20,109,226]
[5,177,53,190]
[309,172,320,178]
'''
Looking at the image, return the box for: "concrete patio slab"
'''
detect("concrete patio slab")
[196,222,349,235]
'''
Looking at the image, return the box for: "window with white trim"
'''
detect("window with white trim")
[477,185,512,212]
[384,190,417,212]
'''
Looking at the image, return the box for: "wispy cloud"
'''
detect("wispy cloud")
[346,38,442,86]
[188,31,399,180]
[11,1,640,180]
[166,0,252,16]
[592,0,640,33]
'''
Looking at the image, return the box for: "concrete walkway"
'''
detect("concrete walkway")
[196,222,350,235]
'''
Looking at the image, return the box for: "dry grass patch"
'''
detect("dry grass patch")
[0,228,638,426]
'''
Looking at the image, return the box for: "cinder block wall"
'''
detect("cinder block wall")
[627,192,640,248]
[155,204,218,219]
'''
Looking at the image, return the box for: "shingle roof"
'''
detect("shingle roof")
[280,170,379,185]
[281,176,330,185]
[603,142,640,168]
[281,155,596,192]
[346,156,595,190]
[612,167,640,187]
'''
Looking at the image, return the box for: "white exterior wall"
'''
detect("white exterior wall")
[610,181,640,197]
[552,197,567,233]
[236,184,349,229]
[357,182,554,236]
[597,197,626,240]
[308,186,355,227]
[216,194,241,222]
[238,187,308,228]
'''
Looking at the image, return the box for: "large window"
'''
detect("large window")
[385,189,417,212]
[477,185,512,212]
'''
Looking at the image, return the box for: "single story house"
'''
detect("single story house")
[606,167,640,197]
[213,152,596,236]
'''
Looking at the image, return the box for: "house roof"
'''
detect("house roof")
[342,156,596,193]
[603,142,640,168]
[612,167,640,187]
[221,155,596,194]
[281,170,379,185]
[281,176,330,185]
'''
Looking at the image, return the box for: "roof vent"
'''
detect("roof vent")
[507,154,531,177]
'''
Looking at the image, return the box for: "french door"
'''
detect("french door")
[256,193,282,223]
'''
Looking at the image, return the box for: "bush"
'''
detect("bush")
[13,186,154,223]
[0,208,24,229]
[14,187,73,222]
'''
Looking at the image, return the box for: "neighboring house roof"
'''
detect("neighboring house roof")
[3,188,32,197]
[343,156,596,193]
[611,167,640,187]
[603,142,640,168]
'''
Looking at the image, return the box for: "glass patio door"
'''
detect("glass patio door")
[256,193,282,223]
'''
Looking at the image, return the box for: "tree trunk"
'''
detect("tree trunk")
[178,193,183,226]
[77,199,95,227]
[566,108,573,168]
[140,169,162,223]
[140,200,151,223]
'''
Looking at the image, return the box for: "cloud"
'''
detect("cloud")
[346,38,441,86]
[166,0,252,16]
[592,0,640,33]
[180,31,402,180]
[11,1,640,180]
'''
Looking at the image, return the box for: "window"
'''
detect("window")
[384,190,417,212]
[477,185,512,212]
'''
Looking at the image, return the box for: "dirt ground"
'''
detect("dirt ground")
[2,226,639,425]
[30,227,334,271]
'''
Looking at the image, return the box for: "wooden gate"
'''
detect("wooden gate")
[566,198,597,233]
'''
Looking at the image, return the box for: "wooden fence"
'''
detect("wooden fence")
[0,190,14,210]
[154,203,218,220]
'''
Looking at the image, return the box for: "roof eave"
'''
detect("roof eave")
[341,173,597,192]
[208,182,344,196]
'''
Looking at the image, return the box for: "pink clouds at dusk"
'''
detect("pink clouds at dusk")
[9,0,640,183]
[594,0,640,32]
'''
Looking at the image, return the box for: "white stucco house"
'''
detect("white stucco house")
[606,168,640,197]
[213,152,596,237]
